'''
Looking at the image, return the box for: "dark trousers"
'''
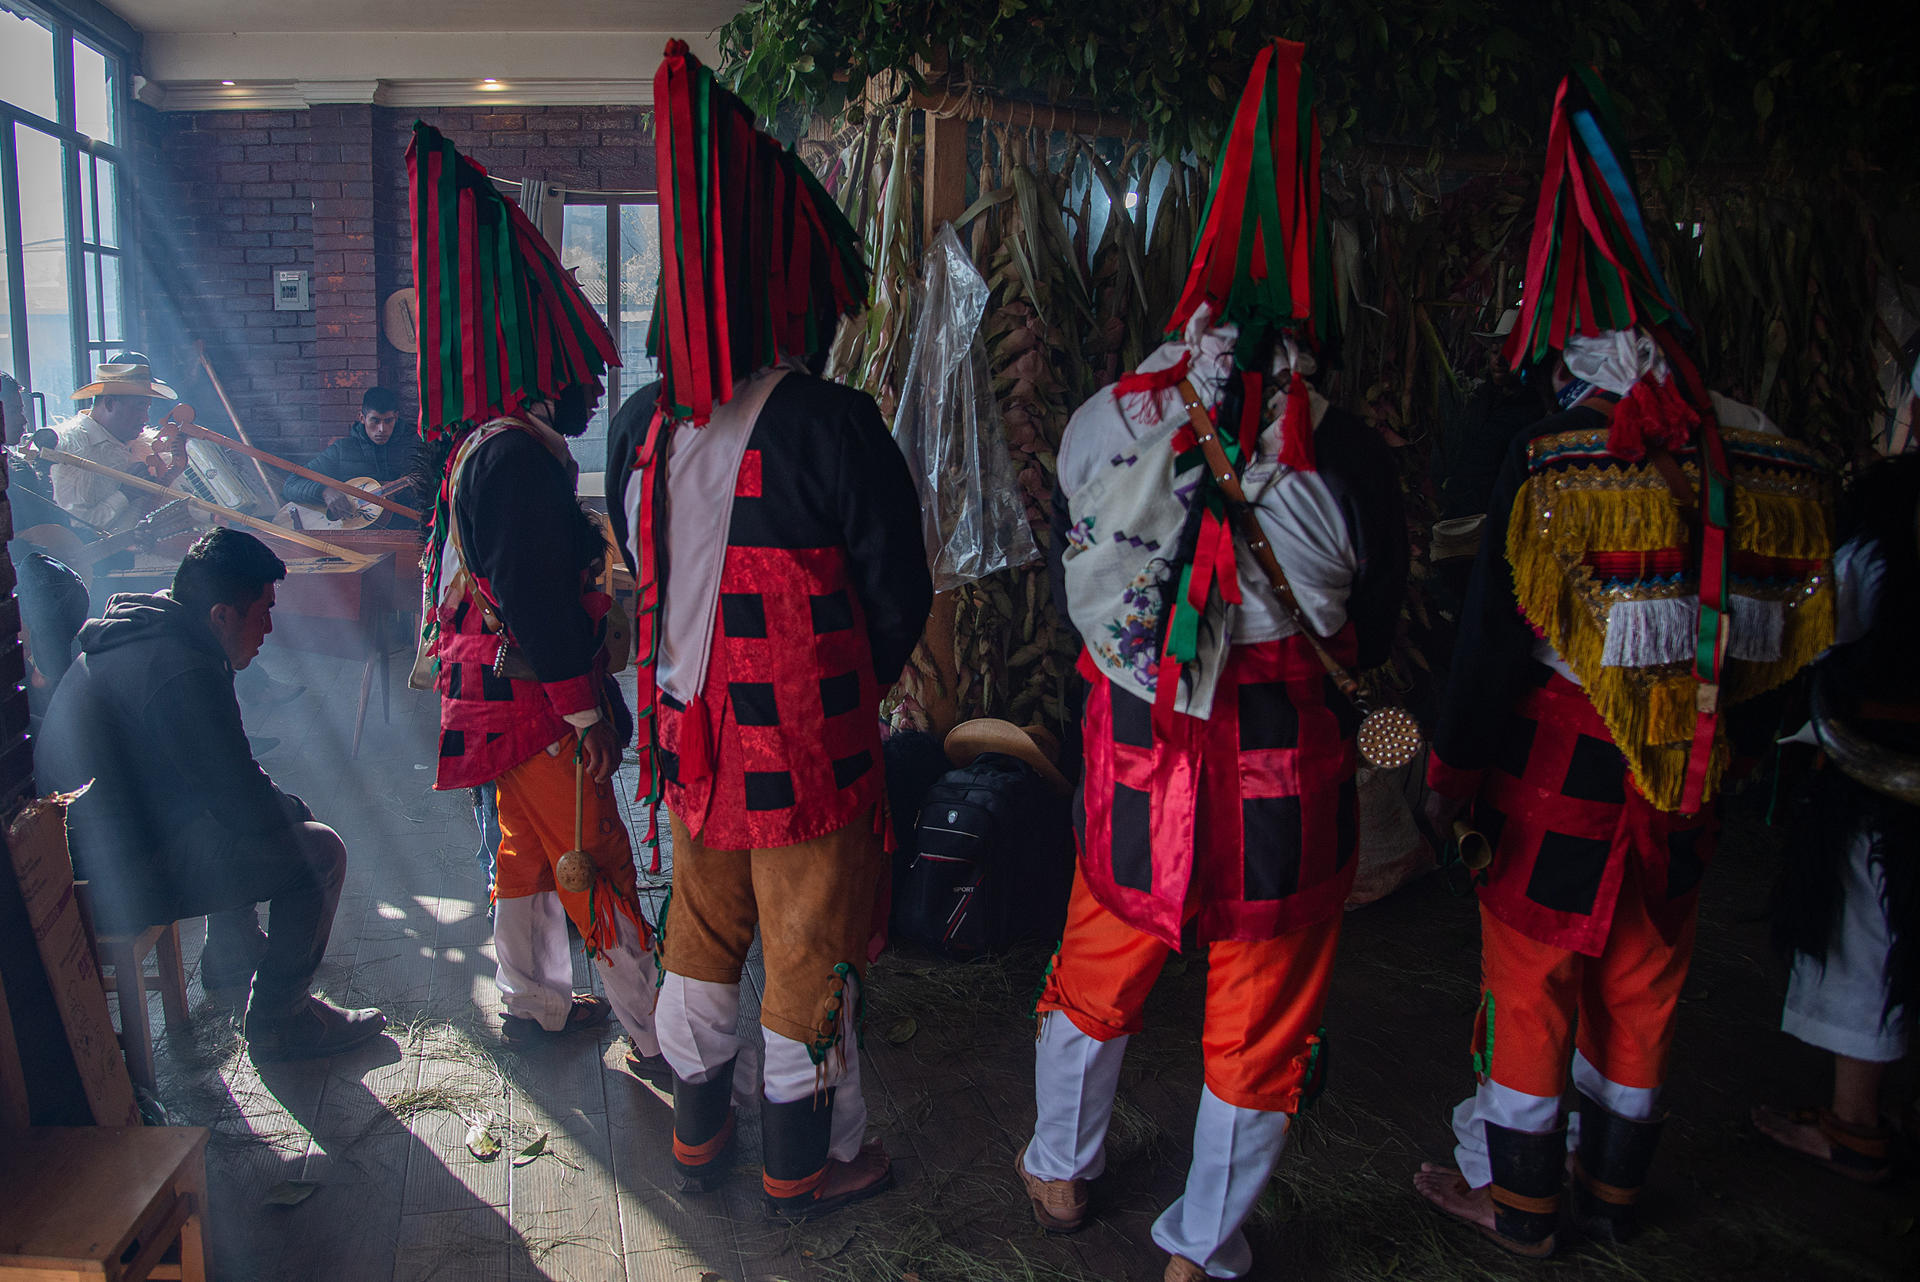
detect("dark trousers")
[162,811,348,1019]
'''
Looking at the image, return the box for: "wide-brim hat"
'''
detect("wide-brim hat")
[72,361,176,400]
[944,718,1071,795]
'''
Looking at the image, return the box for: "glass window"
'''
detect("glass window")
[72,38,114,143]
[560,204,613,464]
[93,154,118,248]
[92,251,120,346]
[16,125,76,406]
[0,8,56,122]
[0,175,13,385]
[618,203,661,390]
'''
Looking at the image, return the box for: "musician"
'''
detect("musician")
[282,386,422,527]
[47,353,186,533]
[36,528,388,1063]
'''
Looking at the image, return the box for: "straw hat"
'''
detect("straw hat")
[944,718,1070,794]
[72,353,176,401]
[1429,515,1486,564]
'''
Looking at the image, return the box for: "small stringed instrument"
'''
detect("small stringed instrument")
[289,475,417,531]
[14,499,195,585]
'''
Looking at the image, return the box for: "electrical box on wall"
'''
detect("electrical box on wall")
[274,269,311,311]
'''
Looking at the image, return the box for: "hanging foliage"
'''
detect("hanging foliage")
[718,0,1917,189]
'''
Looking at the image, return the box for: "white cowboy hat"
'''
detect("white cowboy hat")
[72,354,176,401]
[944,718,1071,795]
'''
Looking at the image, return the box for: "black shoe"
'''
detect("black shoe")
[241,672,307,710]
[246,996,387,1064]
[501,993,611,1043]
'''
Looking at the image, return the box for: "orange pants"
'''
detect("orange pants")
[492,733,646,949]
[1038,868,1342,1113]
[1476,858,1697,1098]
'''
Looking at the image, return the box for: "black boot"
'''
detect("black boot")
[761,1088,894,1220]
[1484,1121,1566,1257]
[762,1088,835,1215]
[670,1057,737,1193]
[1571,1092,1664,1243]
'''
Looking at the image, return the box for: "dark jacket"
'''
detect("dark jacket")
[282,419,424,516]
[36,592,296,927]
[607,375,932,687]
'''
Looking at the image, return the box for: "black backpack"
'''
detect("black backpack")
[894,751,1075,958]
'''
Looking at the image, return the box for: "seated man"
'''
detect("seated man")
[282,386,422,527]
[48,353,185,533]
[36,528,386,1064]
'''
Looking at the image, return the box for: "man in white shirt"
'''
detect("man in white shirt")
[50,353,184,532]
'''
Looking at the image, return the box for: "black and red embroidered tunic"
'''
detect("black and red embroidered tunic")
[608,374,932,849]
[434,423,611,791]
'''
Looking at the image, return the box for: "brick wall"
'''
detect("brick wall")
[131,103,656,464]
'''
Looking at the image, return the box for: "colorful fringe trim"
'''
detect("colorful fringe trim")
[1506,426,1834,811]
[1166,38,1337,365]
[648,40,867,426]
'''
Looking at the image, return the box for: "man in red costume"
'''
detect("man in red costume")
[409,123,660,1055]
[607,43,930,1221]
[1411,71,1834,1257]
[1016,40,1406,1282]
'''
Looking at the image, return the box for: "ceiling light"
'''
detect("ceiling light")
[483,78,498,84]
[221,80,235,86]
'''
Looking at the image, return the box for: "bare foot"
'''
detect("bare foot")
[1751,1104,1833,1161]
[1413,1161,1496,1231]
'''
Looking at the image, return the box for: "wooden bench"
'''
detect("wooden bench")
[0,1125,209,1282]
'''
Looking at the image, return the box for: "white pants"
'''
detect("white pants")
[1026,1013,1289,1279]
[655,970,868,1162]
[1783,829,1910,1062]
[494,891,659,1054]
[1450,1049,1660,1188]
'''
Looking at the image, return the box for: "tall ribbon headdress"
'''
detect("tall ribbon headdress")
[628,41,870,859]
[406,122,619,439]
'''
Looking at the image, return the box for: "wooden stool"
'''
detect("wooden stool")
[0,1125,210,1281]
[74,885,192,1093]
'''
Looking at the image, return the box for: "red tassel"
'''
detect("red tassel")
[1275,379,1316,472]
[1607,374,1699,462]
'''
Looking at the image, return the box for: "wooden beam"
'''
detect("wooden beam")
[172,422,422,522]
[31,449,371,565]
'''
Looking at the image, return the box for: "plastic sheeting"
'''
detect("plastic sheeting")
[893,224,1040,591]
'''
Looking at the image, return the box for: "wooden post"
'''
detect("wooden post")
[922,112,970,250]
[918,109,972,737]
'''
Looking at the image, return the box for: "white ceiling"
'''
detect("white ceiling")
[109,1,744,109]
[105,2,740,34]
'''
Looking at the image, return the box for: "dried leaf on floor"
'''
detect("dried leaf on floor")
[464,1120,500,1160]
[799,1225,856,1259]
[885,1016,918,1045]
[511,1131,549,1166]
[263,1180,319,1206]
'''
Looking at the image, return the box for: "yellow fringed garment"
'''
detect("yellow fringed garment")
[1507,426,1834,811]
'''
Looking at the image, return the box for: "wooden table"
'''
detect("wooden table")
[97,553,398,755]
[0,1126,209,1281]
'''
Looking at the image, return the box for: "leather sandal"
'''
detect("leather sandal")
[1016,1141,1089,1233]
[764,1141,894,1221]
[501,992,610,1042]
[1758,1106,1895,1185]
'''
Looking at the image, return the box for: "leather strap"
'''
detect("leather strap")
[1175,378,1359,698]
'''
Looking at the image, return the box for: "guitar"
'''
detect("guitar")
[288,475,416,531]
[14,499,196,584]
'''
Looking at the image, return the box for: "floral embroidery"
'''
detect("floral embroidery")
[1094,558,1172,694]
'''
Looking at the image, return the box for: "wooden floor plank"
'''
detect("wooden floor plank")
[508,1108,627,1282]
[392,1207,522,1282]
